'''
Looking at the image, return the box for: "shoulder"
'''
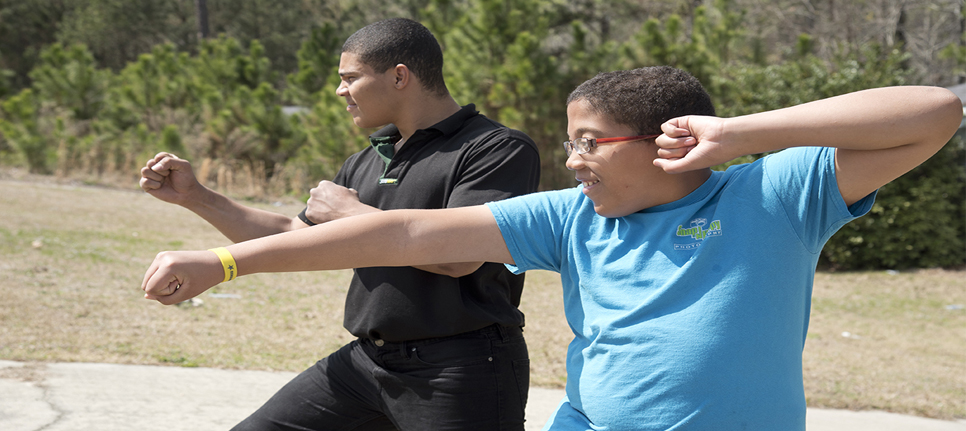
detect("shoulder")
[342,146,376,166]
[760,147,833,170]
[715,147,834,186]
[489,187,584,217]
[460,114,538,152]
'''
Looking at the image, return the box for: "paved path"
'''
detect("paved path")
[2,360,964,430]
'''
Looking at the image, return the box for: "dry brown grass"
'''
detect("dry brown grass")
[0,174,352,372]
[0,174,962,419]
[804,269,966,419]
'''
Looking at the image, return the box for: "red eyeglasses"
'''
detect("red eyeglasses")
[563,134,661,156]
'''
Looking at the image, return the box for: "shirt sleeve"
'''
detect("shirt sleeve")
[486,189,574,274]
[446,128,541,208]
[761,147,876,249]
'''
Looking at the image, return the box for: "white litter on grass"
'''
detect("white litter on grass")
[209,293,241,299]
[177,298,204,307]
[841,331,861,339]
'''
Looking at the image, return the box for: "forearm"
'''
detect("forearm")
[723,86,962,154]
[305,201,481,277]
[228,207,508,276]
[228,213,412,275]
[182,187,299,242]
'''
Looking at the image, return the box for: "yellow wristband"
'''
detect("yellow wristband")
[209,247,237,282]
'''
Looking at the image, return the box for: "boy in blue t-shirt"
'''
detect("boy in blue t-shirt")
[142,66,962,430]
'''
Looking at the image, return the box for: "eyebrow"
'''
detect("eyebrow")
[571,127,606,138]
[338,68,361,78]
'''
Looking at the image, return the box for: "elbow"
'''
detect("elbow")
[910,87,964,155]
[935,88,964,142]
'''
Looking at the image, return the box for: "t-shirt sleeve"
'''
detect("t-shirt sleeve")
[486,190,570,274]
[446,129,541,208]
[761,147,876,249]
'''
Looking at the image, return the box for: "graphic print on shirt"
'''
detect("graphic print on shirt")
[674,218,722,250]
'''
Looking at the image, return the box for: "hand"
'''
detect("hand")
[303,180,378,225]
[653,116,734,174]
[139,152,204,206]
[141,250,224,305]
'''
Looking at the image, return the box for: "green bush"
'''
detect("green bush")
[0,89,52,173]
[0,0,962,269]
[29,43,109,121]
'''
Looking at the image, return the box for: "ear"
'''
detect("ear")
[392,64,410,89]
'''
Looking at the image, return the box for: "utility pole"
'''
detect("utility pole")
[195,0,210,40]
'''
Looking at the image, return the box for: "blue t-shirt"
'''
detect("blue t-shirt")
[486,147,875,430]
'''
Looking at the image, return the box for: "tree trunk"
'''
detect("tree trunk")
[195,0,209,40]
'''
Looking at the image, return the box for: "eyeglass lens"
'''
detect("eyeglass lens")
[563,138,592,156]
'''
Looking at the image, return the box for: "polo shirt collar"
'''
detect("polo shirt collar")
[368,124,401,166]
[427,104,479,137]
[367,104,480,154]
[366,104,482,185]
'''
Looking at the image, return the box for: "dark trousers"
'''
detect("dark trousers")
[232,325,530,431]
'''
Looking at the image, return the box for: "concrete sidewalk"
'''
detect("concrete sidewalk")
[1,360,964,431]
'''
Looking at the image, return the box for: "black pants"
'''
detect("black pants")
[232,325,530,430]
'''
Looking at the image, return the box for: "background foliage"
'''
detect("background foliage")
[0,0,963,270]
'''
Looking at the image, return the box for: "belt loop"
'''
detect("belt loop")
[400,340,410,359]
[496,324,510,342]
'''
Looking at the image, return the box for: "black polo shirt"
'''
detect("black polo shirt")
[323,104,540,342]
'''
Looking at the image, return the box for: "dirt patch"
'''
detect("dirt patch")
[0,362,47,383]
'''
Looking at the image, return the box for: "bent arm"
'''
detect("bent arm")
[141,206,512,304]
[657,86,963,206]
[140,152,309,242]
[727,86,962,205]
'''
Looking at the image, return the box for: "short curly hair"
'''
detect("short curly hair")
[342,18,448,96]
[567,66,715,135]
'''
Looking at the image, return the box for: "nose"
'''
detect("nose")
[336,81,348,97]
[565,149,585,171]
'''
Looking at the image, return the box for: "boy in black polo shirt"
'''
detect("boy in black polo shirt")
[139,18,539,430]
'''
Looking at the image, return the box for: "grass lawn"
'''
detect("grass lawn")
[0,175,963,420]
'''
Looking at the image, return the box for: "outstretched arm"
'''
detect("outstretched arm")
[654,86,963,205]
[141,205,513,305]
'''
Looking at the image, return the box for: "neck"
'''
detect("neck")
[647,168,713,208]
[394,94,461,140]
